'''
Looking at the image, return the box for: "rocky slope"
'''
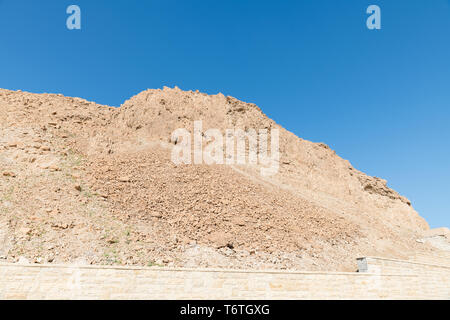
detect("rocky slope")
[0,87,437,271]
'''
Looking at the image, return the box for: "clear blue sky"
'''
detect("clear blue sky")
[0,1,449,228]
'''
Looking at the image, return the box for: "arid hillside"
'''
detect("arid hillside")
[0,87,438,271]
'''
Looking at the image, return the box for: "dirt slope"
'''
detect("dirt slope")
[0,87,436,271]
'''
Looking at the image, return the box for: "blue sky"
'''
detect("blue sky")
[0,1,449,228]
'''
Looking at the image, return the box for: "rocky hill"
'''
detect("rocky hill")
[0,87,437,271]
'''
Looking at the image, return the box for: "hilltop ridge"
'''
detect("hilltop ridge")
[0,87,435,271]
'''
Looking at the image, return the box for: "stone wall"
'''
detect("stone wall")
[412,252,450,266]
[358,256,450,274]
[1,257,449,299]
[357,256,450,299]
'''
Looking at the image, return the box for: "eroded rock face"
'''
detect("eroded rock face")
[0,87,432,271]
